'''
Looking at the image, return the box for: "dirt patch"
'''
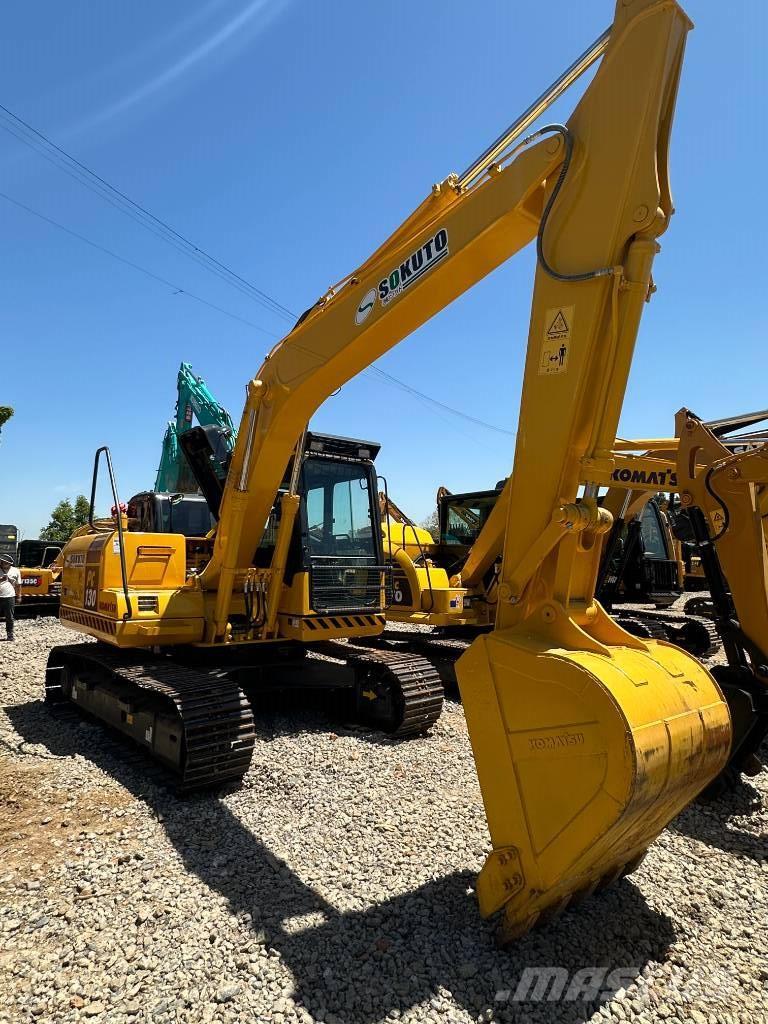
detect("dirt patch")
[0,756,133,876]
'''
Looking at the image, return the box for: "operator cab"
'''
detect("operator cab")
[179,426,387,613]
[298,433,384,612]
[0,524,18,563]
[439,486,504,551]
[600,497,681,608]
[623,499,680,606]
[436,484,505,580]
[127,491,216,538]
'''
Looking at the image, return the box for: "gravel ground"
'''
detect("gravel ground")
[1,615,766,1024]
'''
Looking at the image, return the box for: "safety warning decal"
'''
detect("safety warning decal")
[709,508,726,535]
[539,305,574,375]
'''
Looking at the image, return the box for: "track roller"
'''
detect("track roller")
[663,618,720,658]
[347,648,444,736]
[45,643,255,791]
[683,595,715,618]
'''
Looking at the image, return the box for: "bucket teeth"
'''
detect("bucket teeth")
[494,849,650,946]
[457,621,731,940]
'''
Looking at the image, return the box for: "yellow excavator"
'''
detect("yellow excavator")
[16,540,65,613]
[49,433,445,788]
[380,412,768,782]
[602,415,768,786]
[47,0,734,939]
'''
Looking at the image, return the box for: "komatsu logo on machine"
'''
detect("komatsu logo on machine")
[611,467,678,487]
[378,229,449,306]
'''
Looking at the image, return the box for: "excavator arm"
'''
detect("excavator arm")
[603,414,768,778]
[154,362,236,493]
[183,0,732,940]
[202,131,559,637]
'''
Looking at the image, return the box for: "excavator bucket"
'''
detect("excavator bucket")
[442,0,734,940]
[457,610,731,941]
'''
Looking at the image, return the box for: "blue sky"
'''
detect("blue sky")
[0,0,765,537]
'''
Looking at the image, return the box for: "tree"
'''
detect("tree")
[0,406,13,436]
[420,509,440,540]
[40,495,91,542]
[73,495,91,525]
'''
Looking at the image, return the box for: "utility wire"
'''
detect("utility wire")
[368,365,516,437]
[2,186,515,440]
[0,190,276,336]
[1,105,516,440]
[0,102,295,322]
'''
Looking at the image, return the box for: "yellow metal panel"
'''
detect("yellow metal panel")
[59,531,203,648]
[458,618,729,938]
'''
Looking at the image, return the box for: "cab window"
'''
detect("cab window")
[639,504,669,560]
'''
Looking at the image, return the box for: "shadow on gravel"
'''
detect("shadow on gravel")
[670,780,767,862]
[10,697,677,1024]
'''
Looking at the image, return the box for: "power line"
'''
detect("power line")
[0,102,296,323]
[2,186,515,440]
[0,102,517,440]
[1,131,515,440]
[368,365,516,437]
[0,190,278,336]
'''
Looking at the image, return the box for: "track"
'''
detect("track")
[340,645,444,736]
[615,608,721,657]
[45,643,256,791]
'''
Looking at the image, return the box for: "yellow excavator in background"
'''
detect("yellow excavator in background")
[381,478,687,634]
[17,540,64,613]
[602,414,768,786]
[380,411,768,787]
[48,0,733,940]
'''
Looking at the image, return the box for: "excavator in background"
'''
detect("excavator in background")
[16,539,64,613]
[382,482,686,632]
[154,363,237,494]
[395,410,768,791]
[0,528,65,614]
[601,413,768,785]
[678,410,768,612]
[46,0,736,940]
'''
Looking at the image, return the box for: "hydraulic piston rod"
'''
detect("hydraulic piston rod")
[457,26,611,189]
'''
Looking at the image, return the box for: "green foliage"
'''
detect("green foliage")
[0,406,13,431]
[40,495,91,542]
[419,510,440,541]
[74,494,91,525]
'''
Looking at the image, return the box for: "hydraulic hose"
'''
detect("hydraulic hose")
[704,467,731,542]
[529,124,621,283]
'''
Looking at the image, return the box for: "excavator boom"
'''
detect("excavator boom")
[197,0,728,937]
[53,0,734,939]
[451,0,730,939]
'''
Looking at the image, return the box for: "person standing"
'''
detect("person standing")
[0,554,21,641]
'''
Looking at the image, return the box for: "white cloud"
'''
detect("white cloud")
[77,0,292,133]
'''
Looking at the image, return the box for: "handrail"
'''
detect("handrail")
[89,446,133,621]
